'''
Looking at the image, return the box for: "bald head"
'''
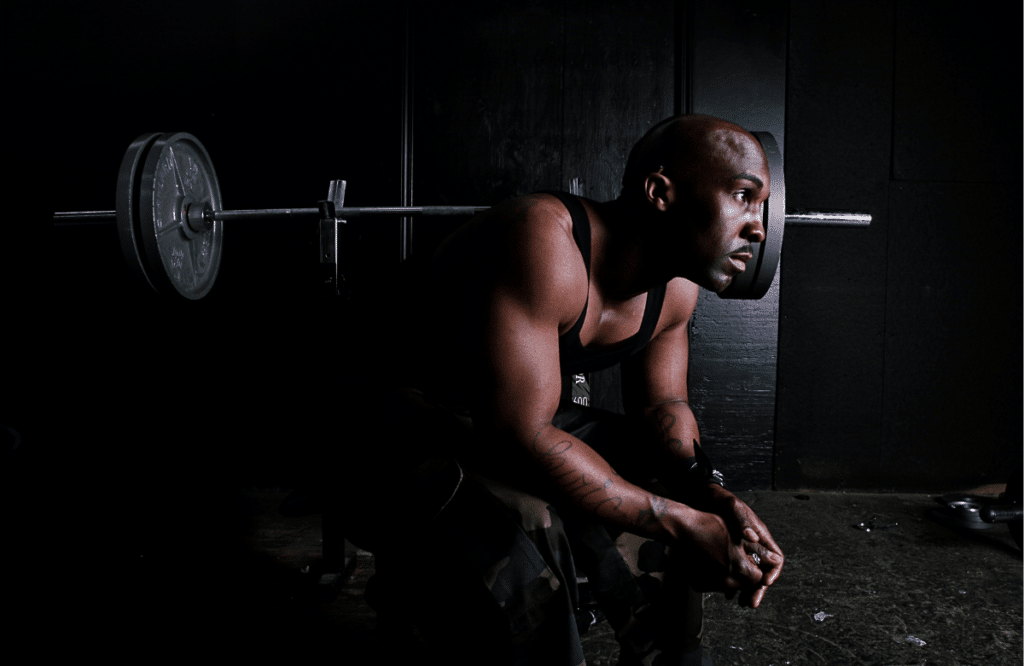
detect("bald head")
[620,114,762,200]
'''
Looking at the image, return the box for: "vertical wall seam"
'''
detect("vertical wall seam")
[674,0,683,116]
[880,0,898,481]
[686,0,694,115]
[770,0,790,487]
[559,0,568,191]
[399,1,414,262]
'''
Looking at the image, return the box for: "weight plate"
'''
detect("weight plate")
[116,133,162,294]
[718,131,785,300]
[116,132,223,299]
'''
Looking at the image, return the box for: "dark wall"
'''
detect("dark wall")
[6,0,1018,507]
[685,0,787,490]
[411,1,676,246]
[6,1,406,497]
[6,2,407,656]
[6,0,790,506]
[412,0,787,491]
[776,0,1023,491]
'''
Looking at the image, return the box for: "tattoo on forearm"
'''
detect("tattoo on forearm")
[633,495,668,529]
[529,432,667,531]
[530,431,624,513]
[655,411,685,454]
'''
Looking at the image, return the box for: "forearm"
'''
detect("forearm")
[645,398,701,460]
[644,400,702,488]
[528,423,698,545]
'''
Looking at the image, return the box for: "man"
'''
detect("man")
[350,114,784,666]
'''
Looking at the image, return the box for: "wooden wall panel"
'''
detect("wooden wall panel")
[412,0,786,490]
[881,1,1023,489]
[413,2,565,215]
[776,0,1022,491]
[892,0,1022,183]
[881,182,1021,490]
[8,0,404,486]
[774,1,893,489]
[561,0,676,202]
[686,0,788,490]
[410,2,566,261]
[561,0,677,413]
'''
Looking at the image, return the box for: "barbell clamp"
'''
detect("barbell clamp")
[319,180,348,298]
[186,201,214,233]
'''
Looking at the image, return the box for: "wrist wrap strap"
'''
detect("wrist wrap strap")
[683,440,726,490]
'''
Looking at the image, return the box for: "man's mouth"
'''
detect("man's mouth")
[728,255,749,273]
[728,246,754,272]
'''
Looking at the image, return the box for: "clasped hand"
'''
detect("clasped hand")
[683,486,784,608]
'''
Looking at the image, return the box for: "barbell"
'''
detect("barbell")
[52,131,870,301]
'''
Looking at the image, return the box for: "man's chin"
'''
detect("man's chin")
[700,272,734,293]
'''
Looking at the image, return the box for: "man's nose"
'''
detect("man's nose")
[746,205,767,243]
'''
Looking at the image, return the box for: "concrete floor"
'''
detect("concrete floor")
[209,487,1022,666]
[14,485,1014,664]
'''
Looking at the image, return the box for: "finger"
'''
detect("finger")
[737,581,768,609]
[749,542,783,587]
[755,543,784,583]
[761,558,783,586]
[750,523,783,557]
[751,585,768,607]
[742,527,759,542]
[745,525,784,574]
[737,546,764,585]
[737,508,780,550]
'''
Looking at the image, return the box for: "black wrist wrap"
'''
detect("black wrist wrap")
[683,440,726,490]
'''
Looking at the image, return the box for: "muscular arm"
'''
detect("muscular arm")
[623,281,704,485]
[478,224,699,544]
[630,279,785,603]
[472,205,753,595]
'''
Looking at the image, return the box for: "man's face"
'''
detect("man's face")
[667,131,770,292]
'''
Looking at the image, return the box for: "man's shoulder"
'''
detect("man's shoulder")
[433,193,589,319]
[657,278,700,330]
[484,193,586,274]
[444,193,575,250]
[494,192,575,237]
[509,194,588,286]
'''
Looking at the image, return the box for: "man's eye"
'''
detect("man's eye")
[735,190,750,202]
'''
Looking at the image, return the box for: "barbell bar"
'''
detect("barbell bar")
[52,131,871,300]
[52,208,873,225]
[54,206,494,225]
[53,208,873,225]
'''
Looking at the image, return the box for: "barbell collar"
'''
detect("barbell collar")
[187,201,214,232]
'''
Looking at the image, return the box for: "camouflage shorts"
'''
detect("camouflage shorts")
[433,400,705,666]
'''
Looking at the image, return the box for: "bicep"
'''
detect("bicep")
[478,286,565,440]
[641,317,691,405]
[627,280,698,410]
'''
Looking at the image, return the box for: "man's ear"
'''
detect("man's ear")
[644,171,674,211]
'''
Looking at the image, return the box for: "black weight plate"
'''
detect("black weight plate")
[116,133,162,294]
[719,131,785,300]
[117,132,223,299]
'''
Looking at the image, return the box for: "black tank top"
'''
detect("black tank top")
[545,191,668,374]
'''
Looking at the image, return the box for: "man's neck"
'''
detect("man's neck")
[591,197,673,301]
